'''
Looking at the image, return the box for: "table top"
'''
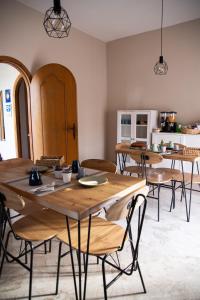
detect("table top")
[162,153,200,162]
[115,144,200,162]
[0,158,146,220]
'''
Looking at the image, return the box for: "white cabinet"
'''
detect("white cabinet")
[152,132,200,148]
[152,133,200,172]
[117,110,158,145]
[117,110,158,167]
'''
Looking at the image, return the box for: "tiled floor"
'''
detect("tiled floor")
[0,187,200,299]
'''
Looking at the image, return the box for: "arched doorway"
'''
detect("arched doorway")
[13,75,30,158]
[0,56,33,159]
[0,56,79,164]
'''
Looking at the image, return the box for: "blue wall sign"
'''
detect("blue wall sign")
[5,89,11,103]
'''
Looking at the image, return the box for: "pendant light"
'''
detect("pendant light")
[43,0,71,38]
[154,0,168,75]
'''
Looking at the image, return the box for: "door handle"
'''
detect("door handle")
[67,123,76,139]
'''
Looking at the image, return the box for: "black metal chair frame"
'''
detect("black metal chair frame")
[0,196,58,300]
[138,153,175,222]
[56,193,147,300]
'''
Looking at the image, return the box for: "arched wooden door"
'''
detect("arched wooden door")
[30,64,78,164]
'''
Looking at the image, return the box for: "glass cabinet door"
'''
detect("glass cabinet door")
[135,113,149,141]
[117,112,134,143]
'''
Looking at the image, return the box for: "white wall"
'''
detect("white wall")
[0,64,19,159]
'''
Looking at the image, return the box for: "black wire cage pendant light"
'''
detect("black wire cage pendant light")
[154,0,168,75]
[43,0,71,38]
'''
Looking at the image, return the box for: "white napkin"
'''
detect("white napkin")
[29,183,55,193]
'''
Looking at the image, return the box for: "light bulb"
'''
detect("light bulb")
[154,56,168,75]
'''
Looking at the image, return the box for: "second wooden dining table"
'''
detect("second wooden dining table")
[115,143,200,222]
[0,158,146,300]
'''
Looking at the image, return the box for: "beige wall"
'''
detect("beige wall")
[1,1,199,163]
[0,0,107,162]
[107,19,200,161]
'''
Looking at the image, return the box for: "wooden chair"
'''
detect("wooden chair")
[56,188,147,299]
[80,159,117,173]
[124,151,162,177]
[0,158,44,216]
[115,143,131,173]
[0,158,33,167]
[105,186,149,221]
[141,152,173,221]
[0,183,70,300]
[125,151,172,221]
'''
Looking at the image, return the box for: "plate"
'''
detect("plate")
[27,165,49,174]
[78,175,108,187]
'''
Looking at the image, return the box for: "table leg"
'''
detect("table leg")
[83,215,91,300]
[188,162,194,222]
[180,161,189,222]
[66,216,78,300]
[66,215,92,300]
[78,220,82,299]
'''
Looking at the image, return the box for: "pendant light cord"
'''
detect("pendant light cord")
[161,0,163,56]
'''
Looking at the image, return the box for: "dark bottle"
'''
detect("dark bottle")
[71,160,80,173]
[29,168,42,186]
[0,153,2,161]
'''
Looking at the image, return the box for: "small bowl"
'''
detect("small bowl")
[153,128,161,133]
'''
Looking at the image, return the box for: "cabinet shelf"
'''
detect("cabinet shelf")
[136,124,147,127]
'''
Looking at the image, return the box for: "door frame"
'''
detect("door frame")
[0,56,33,159]
[13,75,30,158]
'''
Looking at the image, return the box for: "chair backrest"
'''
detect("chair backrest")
[141,151,163,165]
[113,188,147,269]
[80,159,117,173]
[174,143,186,149]
[0,158,33,168]
[115,142,131,153]
[0,183,25,212]
[129,150,163,165]
[105,186,149,221]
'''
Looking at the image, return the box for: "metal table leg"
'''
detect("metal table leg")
[66,215,92,300]
[188,162,194,222]
[180,161,189,222]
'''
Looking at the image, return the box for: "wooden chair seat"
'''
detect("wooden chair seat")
[146,169,172,184]
[57,217,125,255]
[172,172,200,183]
[13,209,71,241]
[156,168,181,180]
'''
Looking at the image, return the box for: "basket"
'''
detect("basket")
[181,128,200,135]
[36,155,65,167]
[183,147,200,156]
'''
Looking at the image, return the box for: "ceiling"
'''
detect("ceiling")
[17,0,200,42]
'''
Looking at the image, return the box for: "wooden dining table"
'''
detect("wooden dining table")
[116,144,200,222]
[0,158,146,300]
[162,152,200,222]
